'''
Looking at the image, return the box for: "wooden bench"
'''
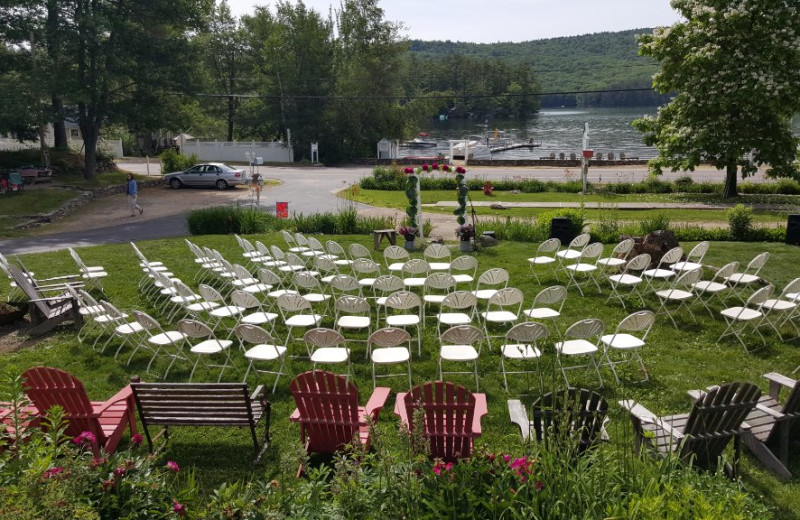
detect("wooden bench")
[130,379,271,461]
[372,229,397,250]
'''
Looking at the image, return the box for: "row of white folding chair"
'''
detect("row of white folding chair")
[724,251,770,304]
[68,247,108,291]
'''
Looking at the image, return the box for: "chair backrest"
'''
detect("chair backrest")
[442,291,477,311]
[307,236,325,253]
[22,366,103,441]
[277,292,312,313]
[767,376,800,445]
[611,238,635,257]
[234,323,276,345]
[285,252,306,268]
[270,245,286,261]
[537,238,561,254]
[99,300,126,320]
[779,278,800,300]
[132,310,162,332]
[712,261,738,281]
[532,285,567,309]
[748,284,774,307]
[384,290,421,312]
[616,310,655,337]
[568,233,590,249]
[328,274,361,294]
[177,319,214,339]
[673,268,701,289]
[402,259,431,276]
[348,243,372,261]
[656,247,683,269]
[231,289,261,310]
[686,241,710,263]
[232,264,255,281]
[258,268,281,287]
[368,327,411,349]
[352,258,380,276]
[424,243,451,261]
[424,272,456,292]
[624,253,651,273]
[680,382,761,467]
[334,295,370,315]
[289,370,362,453]
[532,388,608,455]
[295,233,310,248]
[198,284,224,303]
[440,324,484,346]
[255,241,272,259]
[404,381,478,460]
[313,256,338,276]
[746,252,770,274]
[451,255,478,276]
[505,321,549,343]
[281,230,297,249]
[384,245,410,267]
[476,268,509,289]
[579,242,603,262]
[373,274,404,295]
[488,287,524,308]
[564,318,604,340]
[303,327,346,348]
[326,240,347,258]
[69,248,87,270]
[294,270,323,291]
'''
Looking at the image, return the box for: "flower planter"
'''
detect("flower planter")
[459,239,473,252]
[404,239,416,252]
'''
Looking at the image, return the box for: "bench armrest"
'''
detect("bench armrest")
[364,387,391,421]
[764,372,796,401]
[507,399,531,440]
[250,385,265,403]
[472,393,488,436]
[755,403,785,420]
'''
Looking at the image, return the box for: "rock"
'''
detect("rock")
[624,230,685,268]
[429,237,444,245]
[489,203,508,210]
[479,234,499,247]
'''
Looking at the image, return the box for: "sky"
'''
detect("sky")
[226,0,683,43]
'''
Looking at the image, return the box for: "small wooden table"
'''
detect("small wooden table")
[373,229,397,250]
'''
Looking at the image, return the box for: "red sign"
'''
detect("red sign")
[276,202,289,218]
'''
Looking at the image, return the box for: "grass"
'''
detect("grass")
[3,237,800,517]
[348,188,793,225]
[0,188,83,238]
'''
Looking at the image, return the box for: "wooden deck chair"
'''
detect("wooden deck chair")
[289,370,390,470]
[741,372,800,479]
[6,264,83,335]
[508,387,609,456]
[395,381,488,462]
[22,366,137,456]
[620,381,761,476]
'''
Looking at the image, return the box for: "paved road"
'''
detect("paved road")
[0,161,772,256]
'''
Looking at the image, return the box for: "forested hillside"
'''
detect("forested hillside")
[410,29,670,108]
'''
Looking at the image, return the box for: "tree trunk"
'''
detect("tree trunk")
[51,97,68,148]
[80,123,99,180]
[227,95,235,142]
[723,161,738,199]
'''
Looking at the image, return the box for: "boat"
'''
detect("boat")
[401,132,437,148]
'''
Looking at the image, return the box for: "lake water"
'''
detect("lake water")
[399,107,800,161]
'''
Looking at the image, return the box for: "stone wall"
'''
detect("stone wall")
[13,179,163,230]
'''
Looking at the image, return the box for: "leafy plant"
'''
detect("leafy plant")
[639,212,671,234]
[728,204,754,240]
[159,149,198,174]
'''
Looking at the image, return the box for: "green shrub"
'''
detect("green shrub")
[187,206,284,235]
[486,209,585,243]
[674,175,694,191]
[592,210,621,243]
[159,148,198,174]
[640,212,671,235]
[728,204,753,240]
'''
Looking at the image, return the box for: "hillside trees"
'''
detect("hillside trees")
[633,0,800,198]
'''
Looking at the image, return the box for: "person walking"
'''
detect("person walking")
[126,173,143,216]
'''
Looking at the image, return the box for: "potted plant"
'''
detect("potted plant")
[398,225,418,251]
[455,224,475,252]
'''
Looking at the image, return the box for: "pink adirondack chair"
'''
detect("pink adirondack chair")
[22,367,137,456]
[289,370,391,456]
[395,381,488,462]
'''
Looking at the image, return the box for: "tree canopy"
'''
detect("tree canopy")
[633,0,800,197]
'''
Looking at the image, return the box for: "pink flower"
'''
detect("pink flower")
[166,461,180,473]
[535,481,543,491]
[404,167,414,174]
[131,433,143,446]
[503,454,511,463]
[488,453,495,462]
[445,462,453,471]
[442,164,451,172]
[456,166,466,174]
[113,466,127,478]
[422,163,429,171]
[43,466,64,479]
[433,465,442,475]
[72,431,97,446]
[432,162,439,170]
[172,500,186,516]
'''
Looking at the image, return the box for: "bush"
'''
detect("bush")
[728,204,753,240]
[159,149,198,174]
[188,206,285,235]
[486,209,585,243]
[639,212,671,235]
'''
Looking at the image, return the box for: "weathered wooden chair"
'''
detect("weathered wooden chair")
[508,387,609,456]
[7,264,83,335]
[22,366,137,456]
[395,381,488,462]
[289,370,390,466]
[620,381,761,476]
[741,372,800,479]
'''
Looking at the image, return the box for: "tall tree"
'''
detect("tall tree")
[633,0,800,198]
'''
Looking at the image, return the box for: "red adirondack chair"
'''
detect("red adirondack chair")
[22,367,137,456]
[289,370,390,456]
[395,381,488,461]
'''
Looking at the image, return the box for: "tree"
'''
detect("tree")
[633,0,800,198]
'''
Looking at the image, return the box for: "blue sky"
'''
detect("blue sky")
[227,0,682,43]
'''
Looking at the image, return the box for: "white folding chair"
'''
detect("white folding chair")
[326,240,352,268]
[725,252,770,304]
[333,295,372,351]
[257,268,299,310]
[450,254,479,286]
[654,268,701,329]
[352,258,382,289]
[606,253,651,309]
[480,287,523,349]
[276,292,323,353]
[689,261,739,317]
[422,272,456,323]
[527,238,561,283]
[305,236,328,259]
[372,274,404,318]
[328,274,363,298]
[522,285,566,332]
[563,242,604,296]
[131,310,188,377]
[672,241,709,273]
[384,290,422,355]
[383,245,410,273]
[555,232,590,270]
[642,246,683,293]
[369,327,412,388]
[69,248,108,291]
[71,288,112,343]
[292,271,332,314]
[234,235,263,269]
[197,284,245,334]
[500,321,549,392]
[234,324,287,392]
[255,241,284,267]
[757,278,800,341]
[596,238,635,272]
[718,284,774,352]
[294,233,313,255]
[169,279,220,321]
[348,243,373,262]
[402,259,431,289]
[97,300,145,361]
[471,267,509,302]
[303,327,351,376]
[423,243,452,271]
[554,318,605,388]
[231,263,272,296]
[281,230,306,253]
[435,290,477,339]
[230,289,279,333]
[178,319,233,382]
[314,256,340,284]
[600,310,655,383]
[439,324,484,391]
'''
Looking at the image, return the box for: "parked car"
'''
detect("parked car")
[163,163,247,190]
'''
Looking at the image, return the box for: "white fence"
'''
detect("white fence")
[182,140,294,163]
[0,137,124,158]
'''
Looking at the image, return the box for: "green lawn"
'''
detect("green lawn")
[349,188,793,225]
[4,237,800,517]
